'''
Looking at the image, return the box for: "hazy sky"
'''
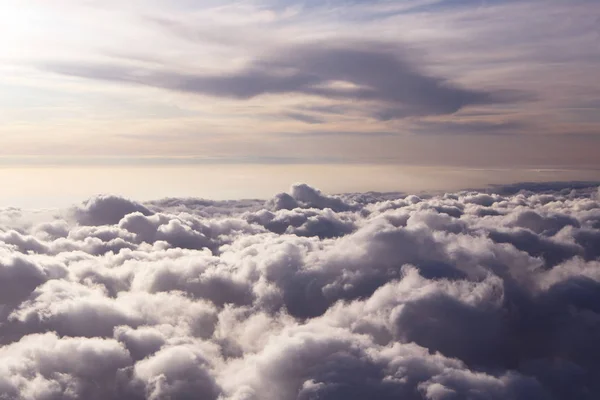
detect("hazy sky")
[1,0,599,169]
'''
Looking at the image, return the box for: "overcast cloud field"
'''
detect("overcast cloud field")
[0,182,598,399]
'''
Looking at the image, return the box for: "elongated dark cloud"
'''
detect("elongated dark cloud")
[409,120,526,135]
[0,182,599,399]
[43,41,510,120]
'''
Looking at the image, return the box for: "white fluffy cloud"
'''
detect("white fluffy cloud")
[0,182,599,399]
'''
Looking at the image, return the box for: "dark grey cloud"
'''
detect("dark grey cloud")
[0,183,599,399]
[280,111,327,124]
[43,41,514,119]
[297,104,355,116]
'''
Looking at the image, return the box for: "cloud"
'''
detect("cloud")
[132,344,221,400]
[0,332,133,399]
[4,0,600,167]
[42,40,511,120]
[409,120,527,136]
[280,111,327,124]
[74,195,153,226]
[0,183,599,398]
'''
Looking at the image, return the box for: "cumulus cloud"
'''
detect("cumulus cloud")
[0,183,599,399]
[74,195,153,226]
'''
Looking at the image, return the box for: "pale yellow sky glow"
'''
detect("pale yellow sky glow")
[1,164,598,208]
[0,0,598,201]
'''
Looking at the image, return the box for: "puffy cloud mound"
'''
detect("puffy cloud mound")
[0,183,599,399]
[74,195,153,226]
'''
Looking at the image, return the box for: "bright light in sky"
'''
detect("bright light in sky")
[0,5,39,55]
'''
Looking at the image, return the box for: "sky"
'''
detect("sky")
[0,0,599,203]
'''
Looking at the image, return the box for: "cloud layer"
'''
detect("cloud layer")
[0,182,600,399]
[44,40,506,120]
[3,0,599,165]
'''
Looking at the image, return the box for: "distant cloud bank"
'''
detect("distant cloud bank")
[0,183,599,399]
